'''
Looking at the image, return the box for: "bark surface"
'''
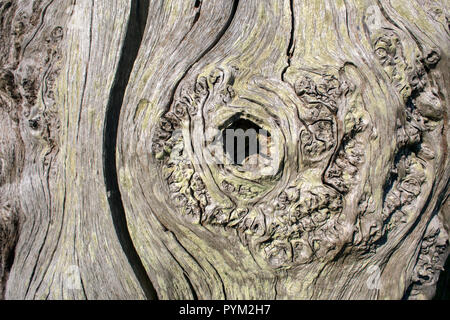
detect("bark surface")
[0,0,449,300]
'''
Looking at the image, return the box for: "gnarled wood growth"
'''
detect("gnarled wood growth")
[0,0,449,299]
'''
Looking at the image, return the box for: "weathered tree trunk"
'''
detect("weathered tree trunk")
[0,0,449,300]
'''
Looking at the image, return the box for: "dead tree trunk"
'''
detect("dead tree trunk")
[0,0,449,300]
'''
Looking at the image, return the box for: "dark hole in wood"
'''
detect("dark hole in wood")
[222,118,270,165]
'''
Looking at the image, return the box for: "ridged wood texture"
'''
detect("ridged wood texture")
[0,0,449,299]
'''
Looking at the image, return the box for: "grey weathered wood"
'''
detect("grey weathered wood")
[1,0,151,299]
[0,0,449,300]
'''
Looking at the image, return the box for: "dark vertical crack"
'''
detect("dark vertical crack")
[192,0,202,25]
[178,0,203,46]
[102,0,157,300]
[281,0,295,82]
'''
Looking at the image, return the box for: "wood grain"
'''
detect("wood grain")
[0,0,448,299]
